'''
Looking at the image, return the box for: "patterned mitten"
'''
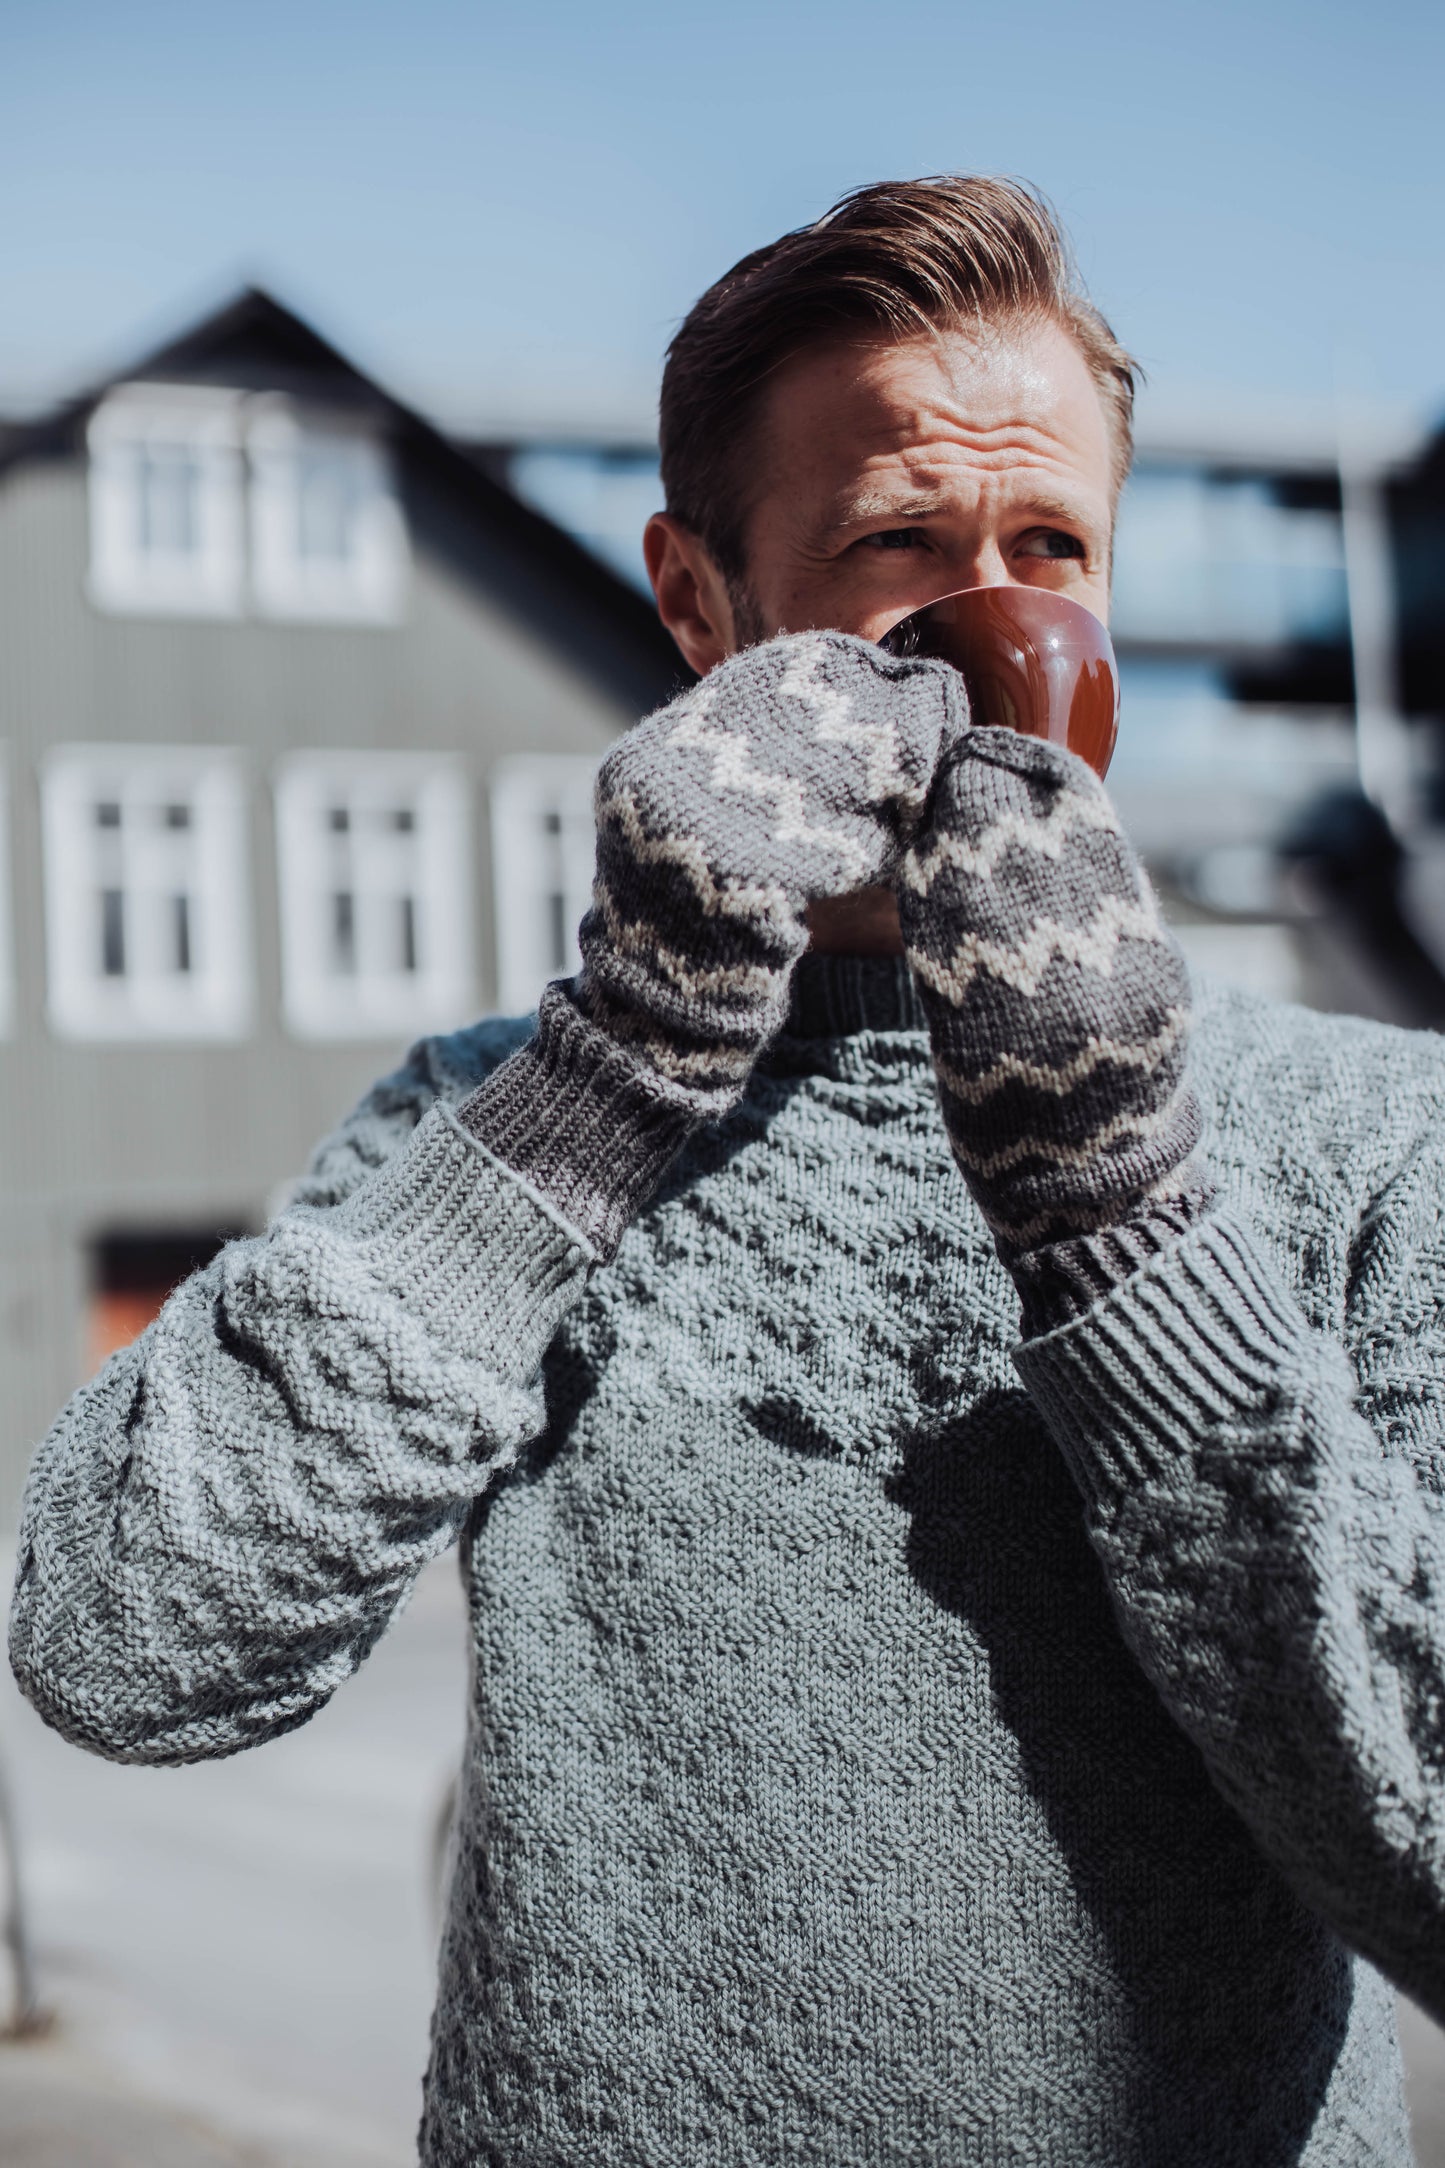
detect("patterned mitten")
[897,726,1210,1327]
[463,631,965,1254]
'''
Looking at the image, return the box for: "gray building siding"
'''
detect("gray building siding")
[0,358,678,1522]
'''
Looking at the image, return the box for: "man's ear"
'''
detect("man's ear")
[643,514,738,675]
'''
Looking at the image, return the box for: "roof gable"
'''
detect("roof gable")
[0,286,688,712]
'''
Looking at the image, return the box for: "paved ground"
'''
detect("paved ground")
[1404,1999,1445,2167]
[2,1547,1444,2165]
[0,1552,468,2167]
[0,2042,270,2166]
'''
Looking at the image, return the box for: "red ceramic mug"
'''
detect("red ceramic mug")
[878,585,1120,780]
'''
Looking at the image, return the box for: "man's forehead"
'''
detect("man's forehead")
[756,321,1114,499]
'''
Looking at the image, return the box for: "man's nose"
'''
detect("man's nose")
[954,540,1014,590]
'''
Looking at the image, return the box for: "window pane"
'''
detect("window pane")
[88,1225,249,1375]
[100,890,126,977]
[297,447,361,563]
[275,755,471,1039]
[138,445,202,556]
[489,756,601,1013]
[1112,466,1349,647]
[172,894,192,974]
[331,891,356,973]
[44,748,252,1041]
[548,891,568,973]
[87,389,246,618]
[248,413,406,624]
[398,895,418,974]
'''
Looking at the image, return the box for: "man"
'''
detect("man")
[10,178,1445,2165]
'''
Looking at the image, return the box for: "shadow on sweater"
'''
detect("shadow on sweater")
[885,1381,1352,2164]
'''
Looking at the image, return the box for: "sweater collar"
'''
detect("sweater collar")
[783,952,926,1039]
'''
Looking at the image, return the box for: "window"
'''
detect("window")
[87,1226,248,1377]
[488,754,601,1013]
[1106,659,1357,859]
[275,754,472,1040]
[249,402,408,623]
[87,386,246,617]
[41,747,252,1041]
[1112,466,1349,649]
[87,386,408,623]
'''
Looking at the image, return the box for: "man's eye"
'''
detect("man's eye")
[1017,529,1086,561]
[859,528,925,551]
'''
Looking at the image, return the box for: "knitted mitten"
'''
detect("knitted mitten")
[462,631,965,1255]
[896,725,1209,1322]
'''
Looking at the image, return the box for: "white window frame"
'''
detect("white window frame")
[488,754,602,1015]
[274,752,472,1042]
[86,385,246,618]
[41,745,253,1042]
[248,401,408,624]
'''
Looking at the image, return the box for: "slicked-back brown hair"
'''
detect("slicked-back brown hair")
[659,175,1138,586]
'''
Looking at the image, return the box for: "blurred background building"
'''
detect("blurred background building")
[500,403,1445,1012]
[4,287,1445,1526]
[0,290,680,1527]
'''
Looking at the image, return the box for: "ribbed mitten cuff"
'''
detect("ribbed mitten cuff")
[455,986,700,1259]
[1009,1181,1216,1338]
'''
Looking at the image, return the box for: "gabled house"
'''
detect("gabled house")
[0,288,685,1520]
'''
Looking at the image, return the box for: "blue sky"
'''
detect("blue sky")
[3,0,1441,434]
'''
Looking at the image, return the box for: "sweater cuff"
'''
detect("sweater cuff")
[455,986,698,1259]
[327,1100,596,1382]
[1013,1211,1310,1516]
[1009,1182,1216,1337]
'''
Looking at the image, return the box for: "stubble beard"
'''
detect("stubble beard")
[725,578,770,652]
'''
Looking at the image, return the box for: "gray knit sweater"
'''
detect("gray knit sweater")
[11,959,1445,2166]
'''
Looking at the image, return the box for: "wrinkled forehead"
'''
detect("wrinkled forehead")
[746,319,1117,526]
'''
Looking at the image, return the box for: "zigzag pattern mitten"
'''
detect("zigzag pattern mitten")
[897,725,1206,1273]
[463,631,965,1254]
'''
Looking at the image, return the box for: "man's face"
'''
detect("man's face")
[737,316,1115,644]
[645,314,1116,672]
[642,313,1118,954]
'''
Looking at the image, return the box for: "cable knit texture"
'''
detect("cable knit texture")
[12,961,1445,2166]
